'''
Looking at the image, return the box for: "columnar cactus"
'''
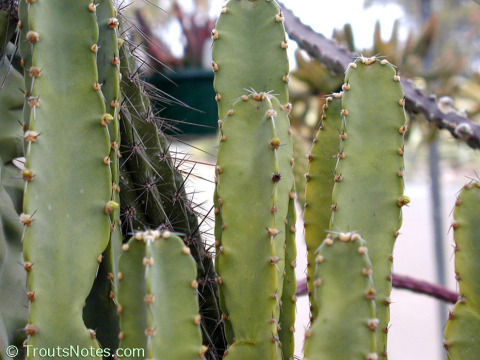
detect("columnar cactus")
[117,230,206,359]
[304,93,343,320]
[303,232,377,360]
[443,181,480,359]
[329,57,408,357]
[212,1,295,358]
[19,0,113,357]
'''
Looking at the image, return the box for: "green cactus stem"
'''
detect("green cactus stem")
[278,187,297,360]
[304,93,343,320]
[215,93,293,359]
[117,27,225,357]
[83,0,122,352]
[303,233,377,360]
[212,0,290,120]
[117,230,206,360]
[21,1,112,357]
[444,181,480,359]
[330,57,407,357]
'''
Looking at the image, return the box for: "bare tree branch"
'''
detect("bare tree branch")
[280,3,480,150]
[296,274,459,304]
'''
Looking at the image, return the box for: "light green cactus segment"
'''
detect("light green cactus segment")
[303,234,377,360]
[444,182,480,359]
[278,187,297,360]
[82,1,122,351]
[292,132,308,208]
[22,1,111,357]
[216,94,293,359]
[304,94,343,320]
[0,162,27,353]
[444,305,480,359]
[331,58,406,356]
[212,0,289,120]
[118,230,205,360]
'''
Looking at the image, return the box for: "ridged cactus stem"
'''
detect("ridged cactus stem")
[117,27,224,357]
[330,57,407,357]
[443,181,480,359]
[117,230,206,360]
[215,93,293,359]
[304,93,343,320]
[303,233,378,360]
[21,1,112,357]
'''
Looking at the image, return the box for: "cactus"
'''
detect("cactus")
[443,182,480,359]
[303,93,343,320]
[20,1,112,357]
[278,187,297,360]
[83,0,122,351]
[214,92,293,359]
[303,233,377,360]
[1,1,480,359]
[329,57,407,357]
[117,230,206,359]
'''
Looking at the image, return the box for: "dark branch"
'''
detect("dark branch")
[280,3,480,150]
[296,274,459,304]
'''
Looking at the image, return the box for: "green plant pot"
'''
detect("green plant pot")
[146,69,217,135]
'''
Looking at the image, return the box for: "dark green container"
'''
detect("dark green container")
[145,69,218,135]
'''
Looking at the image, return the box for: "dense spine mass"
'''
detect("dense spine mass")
[329,57,407,357]
[444,182,480,359]
[21,1,111,357]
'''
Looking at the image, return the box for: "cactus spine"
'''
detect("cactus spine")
[444,181,480,359]
[21,1,112,357]
[304,93,343,320]
[117,230,206,359]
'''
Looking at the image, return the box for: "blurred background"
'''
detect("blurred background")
[122,0,480,358]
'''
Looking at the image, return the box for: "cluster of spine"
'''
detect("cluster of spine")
[117,229,206,359]
[303,233,378,360]
[212,1,295,359]
[303,57,407,358]
[116,26,225,356]
[303,92,343,319]
[18,0,112,357]
[443,182,480,359]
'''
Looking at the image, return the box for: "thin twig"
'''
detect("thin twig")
[296,274,459,304]
[280,3,480,150]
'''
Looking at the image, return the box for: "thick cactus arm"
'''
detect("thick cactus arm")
[21,1,111,357]
[212,0,290,120]
[117,230,206,360]
[303,233,377,360]
[330,57,407,357]
[304,94,343,320]
[444,182,480,359]
[215,94,293,359]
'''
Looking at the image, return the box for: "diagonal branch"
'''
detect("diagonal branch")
[280,3,480,150]
[296,274,459,304]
